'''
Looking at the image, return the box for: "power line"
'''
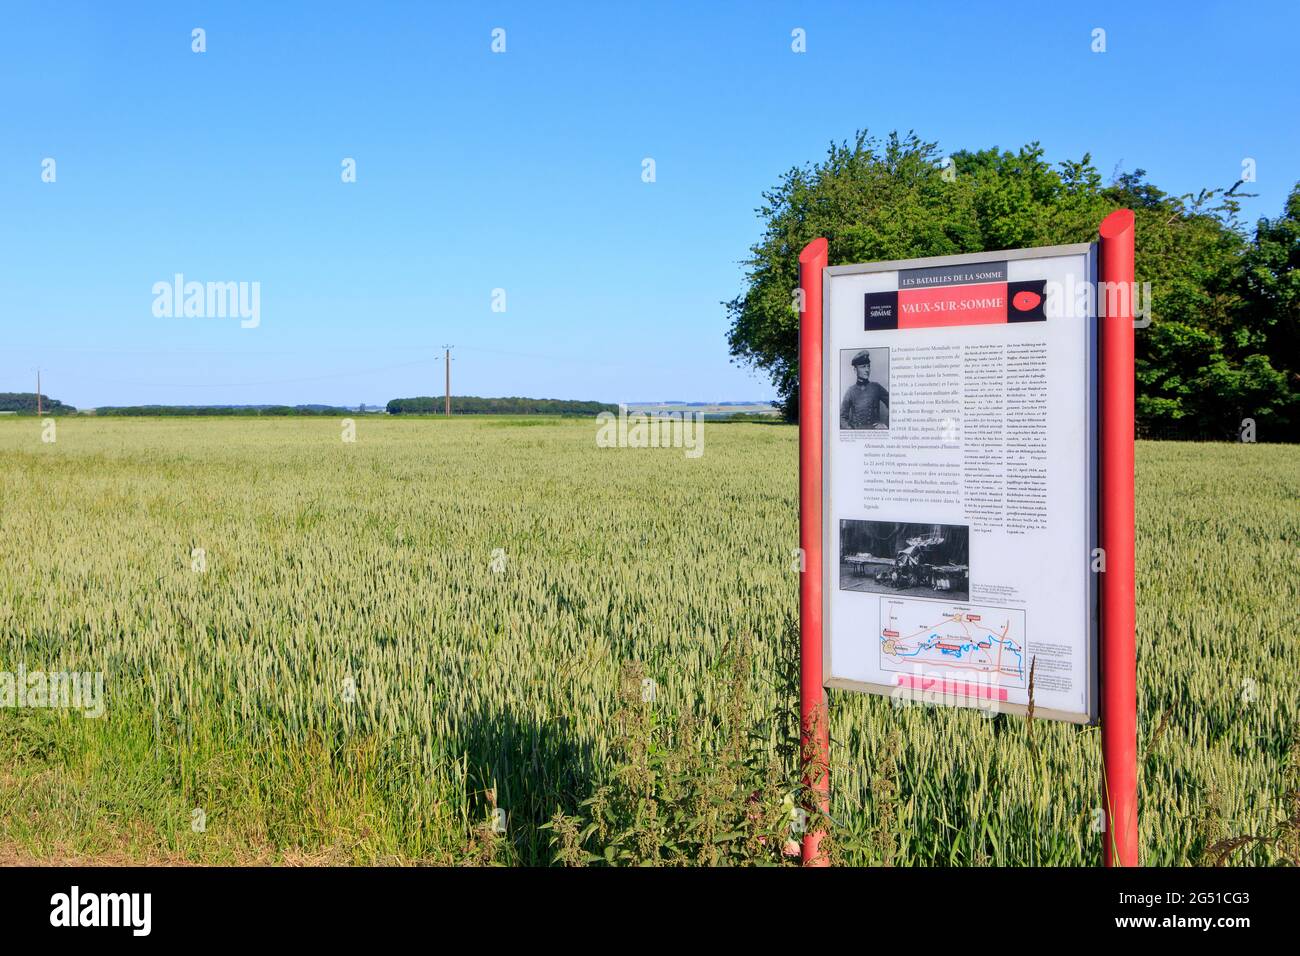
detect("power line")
[441,345,453,416]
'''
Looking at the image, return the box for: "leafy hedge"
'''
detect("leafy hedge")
[387,396,616,416]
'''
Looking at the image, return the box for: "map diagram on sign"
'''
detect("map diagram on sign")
[879,598,1027,688]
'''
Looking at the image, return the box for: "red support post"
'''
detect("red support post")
[1098,209,1139,867]
[798,237,830,866]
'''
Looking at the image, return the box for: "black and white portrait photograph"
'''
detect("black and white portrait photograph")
[839,520,969,600]
[839,347,890,430]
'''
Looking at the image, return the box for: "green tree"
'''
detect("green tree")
[724,131,1109,420]
[1236,184,1300,440]
[0,393,76,415]
[725,131,1296,439]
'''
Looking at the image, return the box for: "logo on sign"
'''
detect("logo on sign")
[1012,290,1042,311]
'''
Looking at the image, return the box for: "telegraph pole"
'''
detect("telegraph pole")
[36,368,42,416]
[442,345,453,416]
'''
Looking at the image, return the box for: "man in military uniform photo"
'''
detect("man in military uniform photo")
[840,349,889,429]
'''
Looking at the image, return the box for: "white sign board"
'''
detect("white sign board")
[822,244,1098,723]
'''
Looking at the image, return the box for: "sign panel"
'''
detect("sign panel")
[822,245,1098,723]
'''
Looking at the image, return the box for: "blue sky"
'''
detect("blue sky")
[3,1,1296,408]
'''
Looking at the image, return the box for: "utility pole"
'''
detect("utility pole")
[441,345,453,416]
[36,368,41,416]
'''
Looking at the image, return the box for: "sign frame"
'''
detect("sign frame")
[796,212,1138,866]
[819,243,1100,726]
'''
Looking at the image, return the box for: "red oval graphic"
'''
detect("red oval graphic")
[1012,290,1042,311]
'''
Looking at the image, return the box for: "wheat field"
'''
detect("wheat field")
[0,417,1295,865]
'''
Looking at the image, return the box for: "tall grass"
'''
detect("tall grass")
[0,417,1295,864]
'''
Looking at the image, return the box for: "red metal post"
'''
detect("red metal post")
[798,237,830,866]
[1098,209,1139,867]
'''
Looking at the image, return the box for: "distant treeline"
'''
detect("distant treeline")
[0,393,76,414]
[387,396,617,415]
[1,394,620,417]
[94,405,352,416]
